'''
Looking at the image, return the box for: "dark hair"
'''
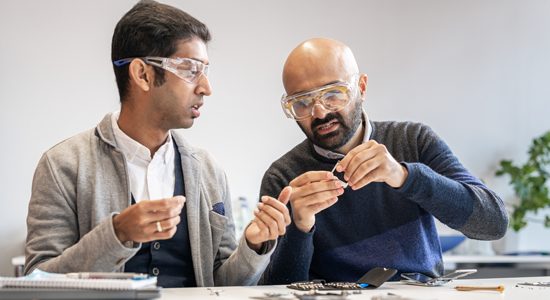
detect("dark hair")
[111,0,211,101]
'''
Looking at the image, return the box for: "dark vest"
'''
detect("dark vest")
[125,140,196,288]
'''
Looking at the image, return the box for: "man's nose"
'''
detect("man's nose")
[196,74,212,96]
[311,102,328,119]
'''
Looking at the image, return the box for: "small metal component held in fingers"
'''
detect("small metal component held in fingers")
[331,160,349,188]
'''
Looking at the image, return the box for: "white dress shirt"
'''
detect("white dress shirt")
[111,111,175,203]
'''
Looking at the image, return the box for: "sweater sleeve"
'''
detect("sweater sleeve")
[396,126,508,240]
[258,170,315,284]
[24,154,139,275]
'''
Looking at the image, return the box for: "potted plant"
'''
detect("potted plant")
[496,131,550,231]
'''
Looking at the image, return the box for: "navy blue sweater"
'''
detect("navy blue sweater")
[259,121,508,284]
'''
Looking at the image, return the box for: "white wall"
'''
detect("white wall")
[1,0,549,276]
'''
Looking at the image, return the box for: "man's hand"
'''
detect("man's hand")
[336,140,408,190]
[112,196,185,244]
[288,171,344,233]
[245,187,292,253]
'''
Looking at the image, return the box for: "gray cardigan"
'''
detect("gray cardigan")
[24,112,275,286]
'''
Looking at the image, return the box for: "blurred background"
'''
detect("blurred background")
[1,0,549,277]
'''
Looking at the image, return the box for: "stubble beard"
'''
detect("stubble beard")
[298,99,363,151]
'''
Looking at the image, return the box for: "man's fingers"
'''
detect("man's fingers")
[294,189,343,208]
[153,225,178,240]
[258,202,287,234]
[347,153,383,187]
[135,196,184,223]
[351,165,390,190]
[277,186,292,205]
[290,171,333,188]
[151,215,181,234]
[149,206,183,222]
[256,210,279,240]
[291,180,342,201]
[308,197,339,215]
[113,197,184,244]
[252,210,272,240]
[344,147,379,182]
[337,141,376,172]
[260,196,291,225]
[144,196,186,212]
[254,206,280,239]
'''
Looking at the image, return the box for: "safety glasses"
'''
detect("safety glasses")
[114,56,209,84]
[281,74,360,120]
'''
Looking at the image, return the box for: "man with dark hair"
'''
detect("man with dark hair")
[259,38,509,284]
[24,0,291,288]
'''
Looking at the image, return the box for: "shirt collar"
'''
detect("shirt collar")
[313,109,371,160]
[111,110,173,164]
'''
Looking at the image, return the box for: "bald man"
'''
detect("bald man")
[259,38,509,284]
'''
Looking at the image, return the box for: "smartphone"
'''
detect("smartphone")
[400,269,477,286]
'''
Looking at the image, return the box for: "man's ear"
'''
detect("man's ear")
[128,59,153,92]
[358,74,367,102]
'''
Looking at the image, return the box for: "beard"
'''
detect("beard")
[298,99,363,151]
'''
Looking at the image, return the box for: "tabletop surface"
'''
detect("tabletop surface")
[442,255,550,263]
[159,276,550,300]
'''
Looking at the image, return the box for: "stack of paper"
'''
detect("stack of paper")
[0,269,157,291]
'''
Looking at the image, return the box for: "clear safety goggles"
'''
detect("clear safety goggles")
[114,56,209,84]
[281,74,360,120]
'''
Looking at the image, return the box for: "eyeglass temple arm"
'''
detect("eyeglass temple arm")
[113,57,164,67]
[113,58,133,66]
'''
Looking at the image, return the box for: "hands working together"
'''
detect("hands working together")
[289,140,409,233]
[112,188,292,253]
[111,141,407,244]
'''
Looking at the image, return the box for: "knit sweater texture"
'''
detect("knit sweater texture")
[259,121,508,284]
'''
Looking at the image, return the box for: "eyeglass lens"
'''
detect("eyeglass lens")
[291,88,348,118]
[173,59,208,83]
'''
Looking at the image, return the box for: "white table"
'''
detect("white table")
[443,255,550,264]
[443,255,550,277]
[160,276,550,300]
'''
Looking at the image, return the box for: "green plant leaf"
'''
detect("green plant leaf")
[498,130,550,232]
